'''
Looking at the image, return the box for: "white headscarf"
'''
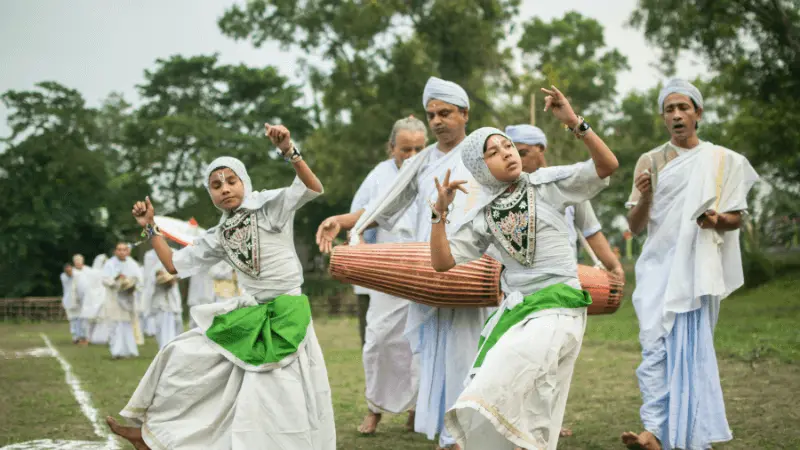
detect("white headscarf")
[422,76,470,110]
[658,78,704,113]
[452,127,519,232]
[504,124,547,147]
[203,156,282,225]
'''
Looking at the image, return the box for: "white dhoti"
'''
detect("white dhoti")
[142,313,158,337]
[363,291,418,414]
[411,306,490,447]
[120,322,335,450]
[69,317,86,341]
[445,309,585,450]
[155,311,181,350]
[110,321,139,358]
[89,320,110,344]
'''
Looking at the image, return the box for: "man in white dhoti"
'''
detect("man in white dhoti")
[323,116,428,434]
[505,124,625,439]
[87,253,111,344]
[431,87,619,450]
[102,242,141,359]
[60,263,82,343]
[141,248,184,349]
[620,79,759,450]
[106,123,335,450]
[139,249,160,338]
[73,254,106,346]
[317,77,492,449]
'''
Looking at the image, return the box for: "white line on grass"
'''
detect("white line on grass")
[39,334,119,450]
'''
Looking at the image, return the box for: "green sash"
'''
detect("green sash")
[205,294,311,366]
[473,284,591,369]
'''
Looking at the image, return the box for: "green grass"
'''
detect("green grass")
[1,273,799,449]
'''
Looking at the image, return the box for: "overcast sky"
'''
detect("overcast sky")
[0,0,707,139]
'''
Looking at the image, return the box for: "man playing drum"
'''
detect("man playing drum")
[317,77,494,449]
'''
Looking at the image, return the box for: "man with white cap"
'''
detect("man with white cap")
[316,76,492,449]
[505,124,624,282]
[621,79,759,450]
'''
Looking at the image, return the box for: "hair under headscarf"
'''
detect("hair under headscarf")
[658,78,704,113]
[422,76,470,110]
[504,124,547,147]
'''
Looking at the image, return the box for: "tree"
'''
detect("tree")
[126,54,312,229]
[0,82,111,296]
[502,11,630,171]
[630,0,800,184]
[218,0,522,209]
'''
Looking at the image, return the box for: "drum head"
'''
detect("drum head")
[153,216,206,247]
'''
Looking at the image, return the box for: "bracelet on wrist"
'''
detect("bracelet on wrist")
[565,115,591,139]
[141,222,162,240]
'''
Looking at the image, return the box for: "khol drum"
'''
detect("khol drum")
[329,243,623,314]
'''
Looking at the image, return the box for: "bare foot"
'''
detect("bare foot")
[560,427,573,437]
[621,431,661,450]
[357,411,382,434]
[106,416,151,450]
[405,410,416,432]
[435,445,460,450]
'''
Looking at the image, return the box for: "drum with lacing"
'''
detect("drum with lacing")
[329,243,623,314]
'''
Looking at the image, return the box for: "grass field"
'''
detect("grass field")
[1,272,799,449]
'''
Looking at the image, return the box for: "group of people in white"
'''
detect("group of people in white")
[49,74,757,450]
[59,243,240,357]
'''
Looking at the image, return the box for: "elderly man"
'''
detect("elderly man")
[620,79,759,450]
[323,116,427,435]
[317,77,491,449]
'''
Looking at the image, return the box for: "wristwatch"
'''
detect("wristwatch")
[567,116,591,139]
[279,141,303,163]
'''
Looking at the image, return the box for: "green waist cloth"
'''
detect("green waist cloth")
[473,283,591,369]
[205,294,311,366]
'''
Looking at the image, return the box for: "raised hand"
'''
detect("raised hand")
[316,217,342,254]
[541,85,580,128]
[433,169,468,216]
[132,196,155,227]
[265,123,292,153]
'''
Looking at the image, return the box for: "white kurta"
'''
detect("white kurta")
[353,159,420,414]
[444,161,609,450]
[120,176,335,450]
[142,249,184,349]
[354,143,493,446]
[565,200,602,256]
[61,272,83,340]
[628,143,758,450]
[139,250,160,337]
[87,254,111,344]
[102,256,141,358]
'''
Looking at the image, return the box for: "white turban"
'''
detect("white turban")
[422,76,470,110]
[658,78,704,113]
[504,124,547,147]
